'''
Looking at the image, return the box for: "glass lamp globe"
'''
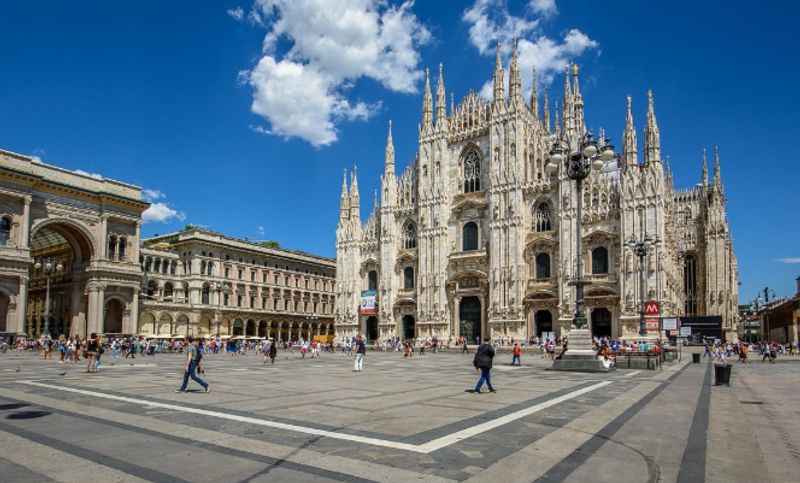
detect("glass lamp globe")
[601,145,615,161]
[34,261,42,270]
[583,143,598,158]
[592,158,605,170]
[545,161,559,174]
[548,150,563,164]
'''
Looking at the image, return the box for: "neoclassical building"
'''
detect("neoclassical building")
[139,229,336,340]
[335,52,739,343]
[0,148,148,338]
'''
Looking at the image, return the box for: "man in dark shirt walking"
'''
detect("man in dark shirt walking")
[472,340,496,393]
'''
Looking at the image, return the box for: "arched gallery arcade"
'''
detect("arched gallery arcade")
[0,149,147,339]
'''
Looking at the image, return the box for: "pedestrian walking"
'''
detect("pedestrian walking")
[176,336,209,393]
[354,335,366,372]
[471,340,496,393]
[511,342,522,366]
[85,333,99,373]
[268,338,277,364]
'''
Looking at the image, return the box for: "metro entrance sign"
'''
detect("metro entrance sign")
[644,301,660,317]
[644,300,660,335]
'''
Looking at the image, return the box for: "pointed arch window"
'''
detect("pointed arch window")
[463,150,481,193]
[402,222,417,249]
[534,202,552,232]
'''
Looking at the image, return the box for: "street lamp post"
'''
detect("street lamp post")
[546,132,615,330]
[34,257,63,337]
[546,132,615,373]
[626,235,661,337]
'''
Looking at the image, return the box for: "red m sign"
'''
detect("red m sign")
[644,301,660,317]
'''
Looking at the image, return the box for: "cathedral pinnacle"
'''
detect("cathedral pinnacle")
[530,66,538,118]
[350,165,361,221]
[422,67,433,130]
[562,66,572,133]
[644,89,661,163]
[493,44,505,103]
[701,148,709,186]
[509,42,522,104]
[623,95,638,166]
[543,90,550,133]
[385,120,395,172]
[339,168,350,221]
[713,145,722,191]
[436,63,447,127]
[571,63,585,134]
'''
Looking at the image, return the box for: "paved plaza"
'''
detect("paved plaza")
[0,350,798,482]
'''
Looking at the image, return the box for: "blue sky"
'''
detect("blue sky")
[1,0,798,302]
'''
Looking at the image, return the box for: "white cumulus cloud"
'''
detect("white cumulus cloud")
[240,0,430,147]
[464,0,598,96]
[141,189,185,224]
[227,6,245,21]
[529,0,557,17]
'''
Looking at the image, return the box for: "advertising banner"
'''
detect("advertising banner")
[662,318,678,331]
[359,290,377,316]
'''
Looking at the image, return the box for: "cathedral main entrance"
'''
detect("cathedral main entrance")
[459,296,482,343]
[402,315,415,340]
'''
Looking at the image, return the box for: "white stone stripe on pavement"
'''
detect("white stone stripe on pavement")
[623,371,641,377]
[17,379,611,454]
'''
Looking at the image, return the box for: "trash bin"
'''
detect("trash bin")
[721,364,732,386]
[713,364,732,386]
[692,353,700,364]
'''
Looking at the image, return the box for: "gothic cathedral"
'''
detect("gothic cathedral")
[335,49,739,343]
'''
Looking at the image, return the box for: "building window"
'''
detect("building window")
[592,247,609,274]
[463,222,479,251]
[368,270,378,291]
[224,294,230,306]
[251,271,256,282]
[250,296,255,308]
[535,253,551,280]
[534,202,552,232]
[202,284,210,304]
[108,235,117,260]
[402,222,417,249]
[206,262,213,276]
[463,150,481,193]
[0,216,11,246]
[164,283,174,301]
[237,295,243,307]
[225,267,230,278]
[201,260,207,274]
[403,266,415,289]
[238,269,243,280]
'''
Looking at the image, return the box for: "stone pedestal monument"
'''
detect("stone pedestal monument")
[551,328,614,373]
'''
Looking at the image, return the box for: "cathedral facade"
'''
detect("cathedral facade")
[335,49,739,343]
